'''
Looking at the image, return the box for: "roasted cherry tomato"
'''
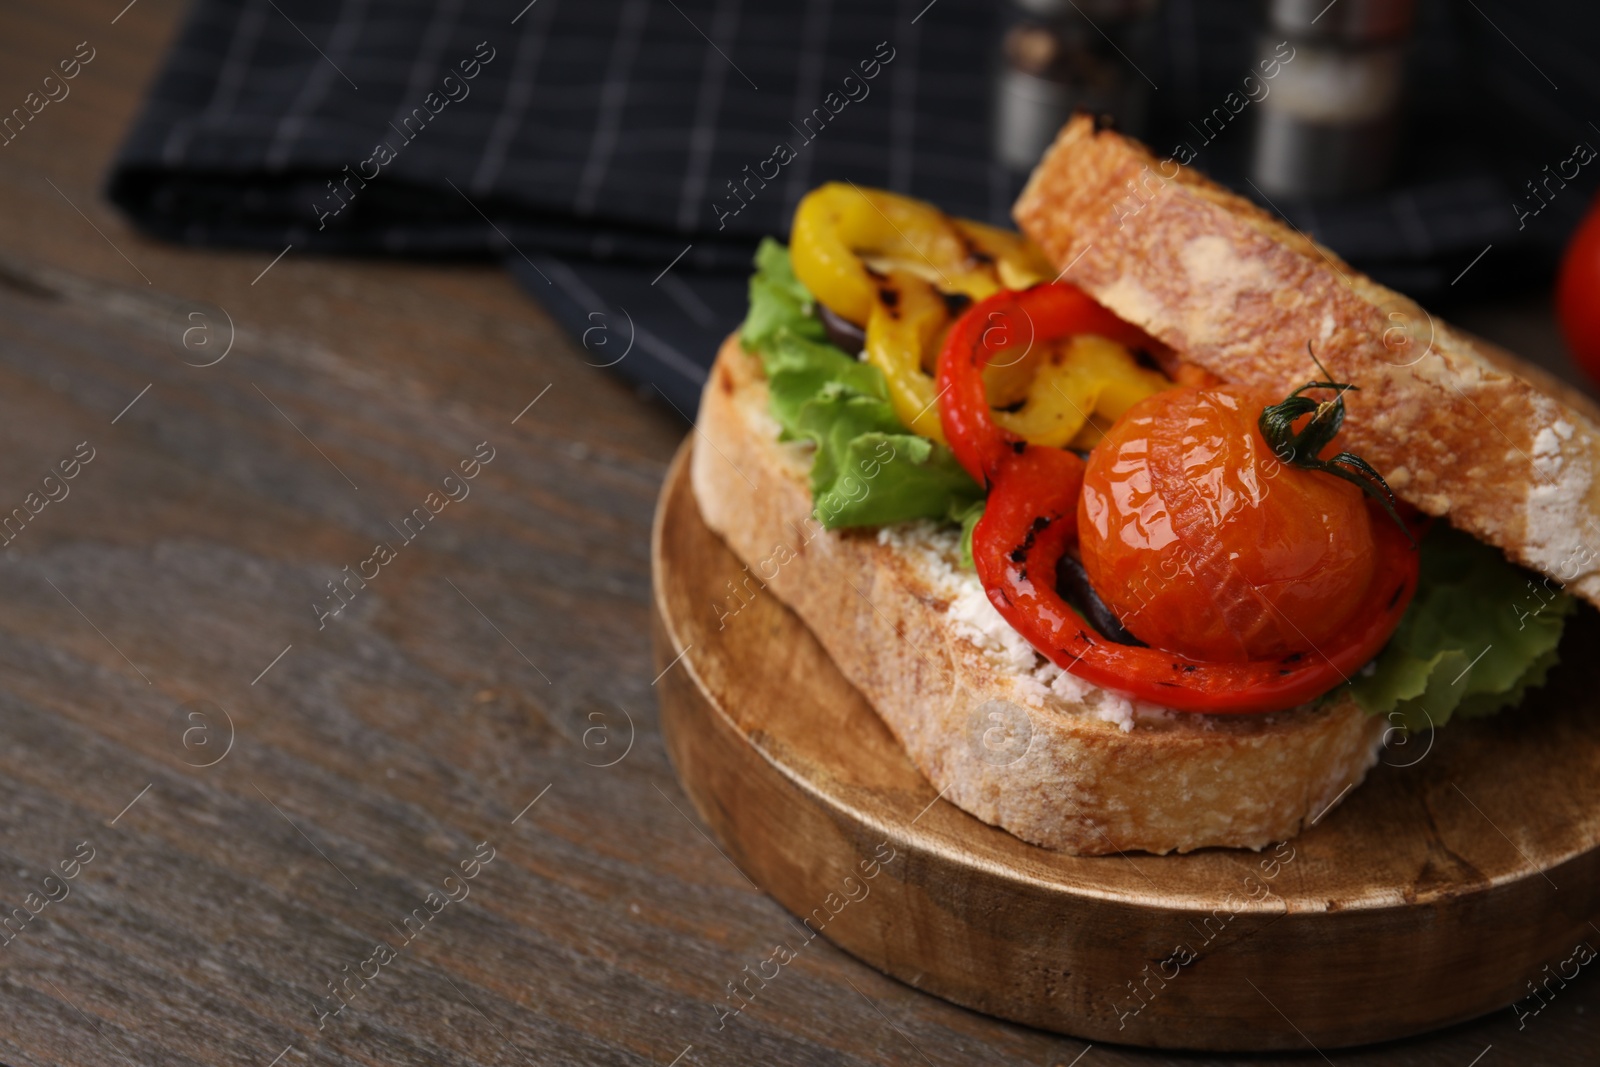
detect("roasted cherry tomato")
[973,443,1419,714]
[1077,386,1377,662]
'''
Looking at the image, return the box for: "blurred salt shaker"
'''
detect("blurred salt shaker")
[1250,0,1417,198]
[993,0,1161,172]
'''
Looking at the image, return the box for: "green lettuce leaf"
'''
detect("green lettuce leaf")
[740,241,981,530]
[740,238,828,352]
[789,384,978,525]
[1351,524,1575,731]
[759,331,885,439]
[956,500,985,570]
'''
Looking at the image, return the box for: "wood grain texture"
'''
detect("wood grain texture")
[654,442,1600,1050]
[0,0,1593,1064]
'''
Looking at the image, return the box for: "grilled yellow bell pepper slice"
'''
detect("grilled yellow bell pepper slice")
[990,335,1171,449]
[792,184,1011,324]
[791,184,1054,442]
[789,182,1167,449]
[863,269,951,440]
[951,218,1056,291]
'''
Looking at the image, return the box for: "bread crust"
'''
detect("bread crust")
[692,335,1384,855]
[1014,114,1600,609]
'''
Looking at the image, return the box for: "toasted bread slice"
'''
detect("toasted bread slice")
[691,335,1384,855]
[1015,114,1600,609]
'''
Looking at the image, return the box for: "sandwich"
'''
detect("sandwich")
[690,114,1593,855]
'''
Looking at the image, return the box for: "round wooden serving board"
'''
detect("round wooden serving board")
[651,441,1600,1051]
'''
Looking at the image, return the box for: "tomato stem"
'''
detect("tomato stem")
[1258,344,1415,547]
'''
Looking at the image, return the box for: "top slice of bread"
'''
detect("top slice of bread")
[1015,114,1600,609]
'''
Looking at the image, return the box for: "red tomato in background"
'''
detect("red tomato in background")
[1557,196,1600,388]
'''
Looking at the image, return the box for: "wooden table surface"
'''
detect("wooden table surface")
[0,1,1593,1065]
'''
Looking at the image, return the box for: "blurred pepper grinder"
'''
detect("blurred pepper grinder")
[993,0,1160,172]
[1250,0,1417,198]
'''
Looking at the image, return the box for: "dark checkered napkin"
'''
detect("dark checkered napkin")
[111,0,1011,260]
